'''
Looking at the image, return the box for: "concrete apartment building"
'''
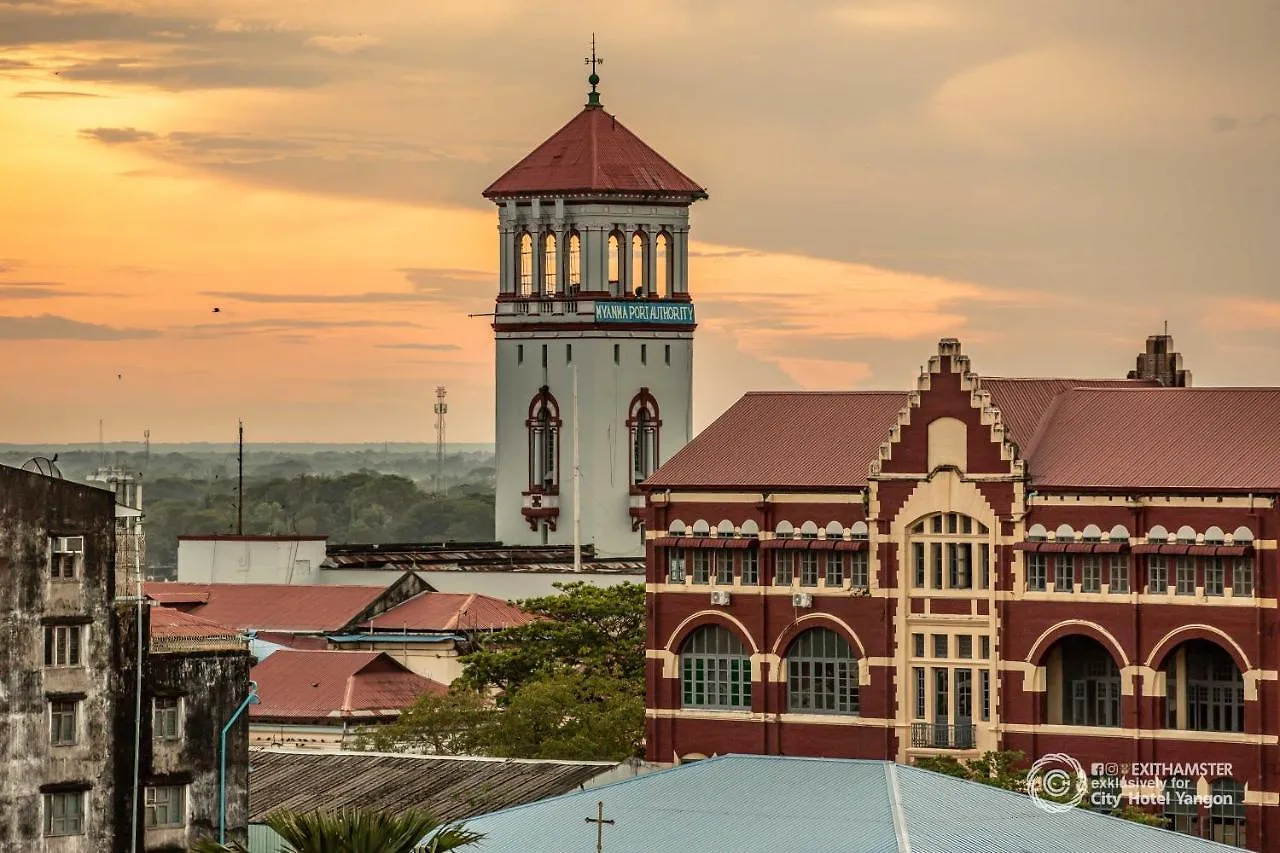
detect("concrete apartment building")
[0,463,252,851]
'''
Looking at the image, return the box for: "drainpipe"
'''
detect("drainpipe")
[130,575,144,853]
[219,680,260,844]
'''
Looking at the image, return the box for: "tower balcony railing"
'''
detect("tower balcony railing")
[496,292,696,325]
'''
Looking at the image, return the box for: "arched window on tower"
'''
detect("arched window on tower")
[567,230,582,293]
[655,231,670,298]
[631,231,646,298]
[608,231,623,291]
[526,387,561,493]
[541,231,557,296]
[518,232,533,297]
[628,389,661,485]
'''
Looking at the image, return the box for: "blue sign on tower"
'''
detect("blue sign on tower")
[594,300,695,325]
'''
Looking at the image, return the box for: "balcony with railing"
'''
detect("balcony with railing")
[495,294,696,326]
[910,722,977,750]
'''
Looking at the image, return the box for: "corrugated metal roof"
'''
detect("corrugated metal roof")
[249,649,445,722]
[323,542,643,575]
[248,748,615,823]
[144,581,385,632]
[645,392,908,489]
[1025,387,1280,490]
[483,106,706,199]
[981,377,1159,447]
[457,755,1241,852]
[368,592,538,633]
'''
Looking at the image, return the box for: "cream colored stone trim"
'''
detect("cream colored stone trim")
[1000,722,1279,745]
[770,493,866,504]
[1000,590,1277,608]
[1247,790,1280,806]
[646,648,678,678]
[660,609,760,653]
[1145,624,1256,671]
[643,708,894,727]
[1030,494,1276,509]
[1025,619,1132,667]
[658,492,763,504]
[645,708,764,722]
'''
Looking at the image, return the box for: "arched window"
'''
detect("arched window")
[526,388,560,492]
[631,231,646,298]
[1043,636,1120,727]
[517,232,533,297]
[1210,778,1246,846]
[681,625,751,710]
[628,389,661,485]
[655,231,670,297]
[786,628,859,714]
[607,231,623,290]
[1162,776,1198,835]
[908,512,991,591]
[1162,640,1244,732]
[541,231,557,295]
[567,230,582,291]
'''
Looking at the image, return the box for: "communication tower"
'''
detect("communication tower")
[434,386,448,495]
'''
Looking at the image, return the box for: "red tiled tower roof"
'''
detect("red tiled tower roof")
[483,105,706,200]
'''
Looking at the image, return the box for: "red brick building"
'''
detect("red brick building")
[642,336,1277,849]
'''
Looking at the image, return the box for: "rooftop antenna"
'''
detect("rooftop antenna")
[142,428,151,474]
[1163,319,1169,337]
[98,418,105,467]
[237,419,245,536]
[584,34,604,107]
[433,386,448,495]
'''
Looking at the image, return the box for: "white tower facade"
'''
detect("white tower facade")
[485,69,706,558]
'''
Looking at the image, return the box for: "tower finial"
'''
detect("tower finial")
[584,33,604,107]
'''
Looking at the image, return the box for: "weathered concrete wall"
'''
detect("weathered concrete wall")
[0,464,118,853]
[115,604,252,852]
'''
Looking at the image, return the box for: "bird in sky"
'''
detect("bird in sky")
[212,307,221,313]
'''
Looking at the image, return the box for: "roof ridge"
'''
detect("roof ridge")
[1021,387,1071,460]
[742,390,905,397]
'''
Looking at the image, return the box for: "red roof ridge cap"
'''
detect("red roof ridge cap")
[1021,390,1073,460]
[741,390,904,397]
[341,673,358,714]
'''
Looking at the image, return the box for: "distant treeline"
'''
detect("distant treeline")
[0,448,497,570]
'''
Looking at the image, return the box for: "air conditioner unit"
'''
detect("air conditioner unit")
[792,593,814,608]
[710,590,731,606]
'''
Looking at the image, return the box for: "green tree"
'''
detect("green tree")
[189,806,482,853]
[481,672,644,761]
[354,687,493,755]
[459,581,645,697]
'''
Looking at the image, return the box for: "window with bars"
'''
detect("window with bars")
[824,553,843,587]
[44,791,84,837]
[773,551,793,586]
[1054,556,1075,592]
[799,552,819,587]
[1205,558,1225,596]
[1026,554,1047,591]
[714,551,733,585]
[691,551,710,585]
[1081,557,1101,593]
[913,634,925,657]
[1148,557,1168,594]
[50,699,78,746]
[144,785,186,829]
[44,625,82,667]
[1109,557,1130,594]
[1233,559,1254,597]
[50,535,84,580]
[850,551,869,589]
[908,514,989,591]
[526,389,560,492]
[1175,558,1196,595]
[957,635,973,659]
[154,696,182,741]
[1210,778,1246,847]
[681,626,752,710]
[980,670,990,721]
[913,667,926,719]
[667,548,686,583]
[741,551,758,586]
[786,628,859,714]
[933,635,948,658]
[628,391,660,485]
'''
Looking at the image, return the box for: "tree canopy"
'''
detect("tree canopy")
[189,806,482,853]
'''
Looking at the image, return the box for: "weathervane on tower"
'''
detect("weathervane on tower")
[585,33,603,106]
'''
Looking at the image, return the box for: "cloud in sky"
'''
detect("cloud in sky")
[3,0,1280,440]
[0,314,158,341]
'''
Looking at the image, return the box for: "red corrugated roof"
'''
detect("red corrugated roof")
[143,582,384,632]
[150,606,240,641]
[483,106,706,199]
[367,592,537,633]
[1024,387,1280,490]
[645,392,908,489]
[250,650,446,722]
[981,378,1159,446]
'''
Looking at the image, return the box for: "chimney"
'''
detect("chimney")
[1127,332,1191,387]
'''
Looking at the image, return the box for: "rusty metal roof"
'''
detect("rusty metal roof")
[645,392,908,489]
[248,747,615,823]
[144,581,387,632]
[149,605,247,654]
[980,377,1158,447]
[1025,387,1280,490]
[324,542,643,575]
[250,650,446,723]
[483,106,706,199]
[367,592,538,633]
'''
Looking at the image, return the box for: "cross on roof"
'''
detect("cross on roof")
[584,34,604,106]
[584,800,615,852]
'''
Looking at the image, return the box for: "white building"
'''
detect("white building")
[484,69,707,558]
[176,534,328,584]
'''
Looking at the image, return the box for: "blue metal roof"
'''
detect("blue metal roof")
[249,636,291,661]
[451,754,1243,852]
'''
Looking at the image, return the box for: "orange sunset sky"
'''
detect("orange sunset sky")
[3,0,1279,443]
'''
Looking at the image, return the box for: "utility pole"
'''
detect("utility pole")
[236,420,244,535]
[433,386,448,495]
